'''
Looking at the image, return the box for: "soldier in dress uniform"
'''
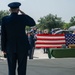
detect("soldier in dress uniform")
[1,2,35,75]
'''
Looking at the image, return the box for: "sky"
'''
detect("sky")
[0,0,75,24]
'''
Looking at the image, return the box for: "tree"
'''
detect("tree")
[25,26,31,32]
[62,23,70,29]
[70,16,75,26]
[37,14,64,31]
[0,10,10,25]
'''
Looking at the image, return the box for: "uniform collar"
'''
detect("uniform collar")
[11,13,18,15]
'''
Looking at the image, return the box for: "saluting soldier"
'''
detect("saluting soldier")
[1,2,35,75]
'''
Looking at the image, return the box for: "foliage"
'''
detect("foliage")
[0,10,10,25]
[62,23,70,29]
[70,16,75,26]
[37,14,64,31]
[25,26,31,32]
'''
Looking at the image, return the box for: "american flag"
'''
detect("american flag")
[35,34,75,48]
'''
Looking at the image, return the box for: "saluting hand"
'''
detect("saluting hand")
[2,51,6,54]
[19,9,26,15]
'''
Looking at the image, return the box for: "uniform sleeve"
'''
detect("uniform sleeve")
[1,17,7,52]
[24,15,36,27]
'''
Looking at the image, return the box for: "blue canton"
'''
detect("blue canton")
[65,34,75,46]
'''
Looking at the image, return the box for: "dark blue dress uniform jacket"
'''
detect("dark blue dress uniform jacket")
[1,13,35,53]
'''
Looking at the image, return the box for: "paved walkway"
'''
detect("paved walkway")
[27,58,75,75]
[0,49,49,60]
[33,48,49,59]
[0,49,75,75]
[0,58,75,75]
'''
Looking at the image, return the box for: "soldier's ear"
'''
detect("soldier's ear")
[9,9,11,12]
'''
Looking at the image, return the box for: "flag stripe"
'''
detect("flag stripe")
[35,44,62,48]
[37,38,65,40]
[35,40,66,44]
[36,34,65,36]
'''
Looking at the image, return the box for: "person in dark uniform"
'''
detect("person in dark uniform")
[27,31,35,59]
[1,2,35,75]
